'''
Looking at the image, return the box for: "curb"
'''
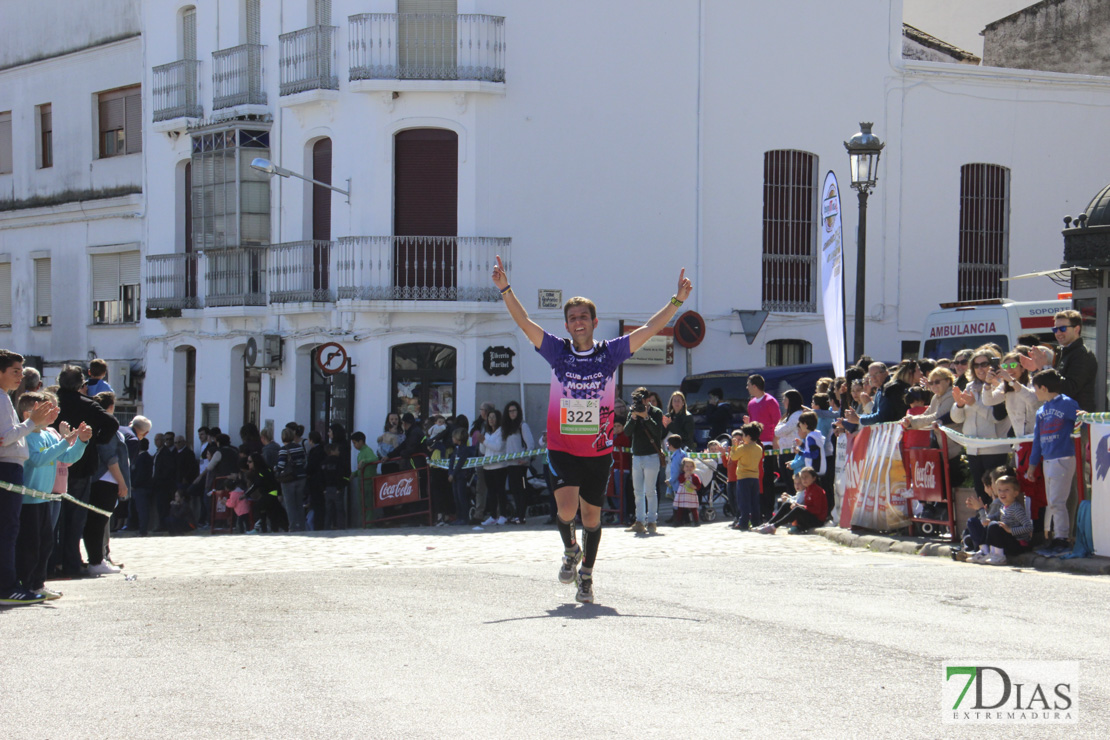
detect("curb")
[811,527,1110,576]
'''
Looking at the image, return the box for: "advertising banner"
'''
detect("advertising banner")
[1088,422,1110,555]
[374,468,421,508]
[820,171,846,377]
[839,423,911,531]
[903,447,946,502]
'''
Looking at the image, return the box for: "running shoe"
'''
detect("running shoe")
[969,551,990,564]
[88,562,120,576]
[0,588,47,606]
[575,572,595,604]
[985,553,1008,566]
[481,516,497,526]
[559,546,582,584]
[33,587,62,600]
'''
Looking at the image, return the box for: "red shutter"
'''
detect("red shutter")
[393,129,458,297]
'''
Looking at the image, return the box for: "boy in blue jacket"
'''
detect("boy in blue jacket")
[15,392,90,599]
[1027,369,1079,552]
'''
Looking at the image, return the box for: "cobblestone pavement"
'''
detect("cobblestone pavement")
[103,521,862,579]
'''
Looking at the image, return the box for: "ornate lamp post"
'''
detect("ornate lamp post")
[844,123,884,361]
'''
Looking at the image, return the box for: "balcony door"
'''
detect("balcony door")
[312,137,331,293]
[398,0,457,78]
[393,128,457,299]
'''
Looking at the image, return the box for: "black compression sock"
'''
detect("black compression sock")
[582,523,602,569]
[557,515,577,550]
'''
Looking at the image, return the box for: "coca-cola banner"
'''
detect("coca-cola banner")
[374,469,422,507]
[1088,422,1110,556]
[903,448,945,502]
[838,423,911,531]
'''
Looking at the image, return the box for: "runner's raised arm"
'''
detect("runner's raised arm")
[627,267,694,353]
[491,255,544,349]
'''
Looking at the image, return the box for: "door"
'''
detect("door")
[391,343,456,422]
[393,128,457,299]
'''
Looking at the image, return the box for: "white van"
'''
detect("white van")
[919,297,1070,359]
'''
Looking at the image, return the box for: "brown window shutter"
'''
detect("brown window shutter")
[312,137,332,241]
[100,97,124,133]
[125,91,143,154]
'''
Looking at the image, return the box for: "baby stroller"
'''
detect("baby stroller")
[695,453,729,522]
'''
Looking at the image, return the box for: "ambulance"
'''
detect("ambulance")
[919,297,1070,359]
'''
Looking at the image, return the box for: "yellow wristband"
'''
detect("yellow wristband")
[670,295,683,307]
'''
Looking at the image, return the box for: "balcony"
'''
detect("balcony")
[145,252,201,313]
[144,237,508,315]
[151,59,202,126]
[336,236,509,302]
[269,240,333,302]
[279,25,338,98]
[349,13,505,92]
[205,247,268,307]
[212,44,267,110]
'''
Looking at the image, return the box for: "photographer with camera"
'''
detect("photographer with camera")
[622,387,666,535]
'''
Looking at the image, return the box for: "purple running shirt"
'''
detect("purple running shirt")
[535,330,632,457]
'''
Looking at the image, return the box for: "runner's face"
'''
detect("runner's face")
[565,306,597,344]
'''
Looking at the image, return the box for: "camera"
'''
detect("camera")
[630,389,648,414]
[988,357,1000,372]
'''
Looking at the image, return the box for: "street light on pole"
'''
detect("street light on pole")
[250,157,351,204]
[844,122,884,363]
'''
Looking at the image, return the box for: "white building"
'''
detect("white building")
[7,0,1110,444]
[0,1,144,418]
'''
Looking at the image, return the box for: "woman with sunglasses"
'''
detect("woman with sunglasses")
[985,352,1048,524]
[902,367,961,462]
[951,346,1012,505]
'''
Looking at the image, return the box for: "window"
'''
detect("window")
[0,111,12,174]
[98,85,142,158]
[34,258,51,326]
[391,343,456,419]
[0,261,11,327]
[762,150,817,312]
[766,339,811,367]
[201,402,220,430]
[92,251,141,324]
[958,164,1010,301]
[38,104,52,169]
[191,127,271,249]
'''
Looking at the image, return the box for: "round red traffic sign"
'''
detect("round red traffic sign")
[674,311,706,349]
[315,342,349,375]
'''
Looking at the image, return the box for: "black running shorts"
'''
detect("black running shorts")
[547,450,613,508]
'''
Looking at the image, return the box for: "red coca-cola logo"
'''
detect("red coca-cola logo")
[374,470,421,506]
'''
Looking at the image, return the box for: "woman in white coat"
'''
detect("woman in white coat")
[479,410,510,525]
[950,347,1012,505]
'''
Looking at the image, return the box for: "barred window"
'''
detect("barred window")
[958,163,1009,301]
[766,339,812,367]
[190,127,271,250]
[762,150,818,313]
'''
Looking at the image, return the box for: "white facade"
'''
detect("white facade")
[7,0,1110,445]
[0,1,143,411]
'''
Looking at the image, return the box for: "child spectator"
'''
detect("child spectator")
[223,478,252,533]
[968,475,1033,565]
[729,423,763,530]
[447,428,475,525]
[811,393,837,497]
[130,437,154,536]
[664,433,685,501]
[673,457,701,526]
[352,432,379,479]
[952,467,1008,560]
[15,392,89,599]
[1027,369,1079,552]
[755,466,827,534]
[901,387,933,448]
[790,412,826,478]
[725,429,740,527]
[320,443,349,530]
[163,489,196,535]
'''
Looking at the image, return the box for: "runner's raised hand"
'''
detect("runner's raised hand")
[676,268,692,302]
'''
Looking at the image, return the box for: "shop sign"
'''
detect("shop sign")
[374,469,421,507]
[483,346,515,376]
[538,289,562,309]
[622,325,674,365]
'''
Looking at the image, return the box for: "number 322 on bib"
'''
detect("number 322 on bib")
[560,398,599,435]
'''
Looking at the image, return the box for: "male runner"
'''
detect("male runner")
[491,255,693,603]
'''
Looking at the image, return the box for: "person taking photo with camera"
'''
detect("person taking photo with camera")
[623,387,665,535]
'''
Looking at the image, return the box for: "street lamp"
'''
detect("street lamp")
[844,122,884,363]
[250,157,350,203]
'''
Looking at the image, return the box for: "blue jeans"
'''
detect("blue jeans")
[736,478,760,528]
[631,455,660,524]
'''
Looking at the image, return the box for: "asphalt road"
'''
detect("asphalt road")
[1,524,1107,739]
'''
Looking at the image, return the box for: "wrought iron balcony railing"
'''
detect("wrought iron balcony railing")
[349,13,505,83]
[269,240,333,302]
[212,43,267,109]
[335,236,509,302]
[204,247,268,307]
[152,59,202,121]
[279,25,339,96]
[146,252,201,310]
